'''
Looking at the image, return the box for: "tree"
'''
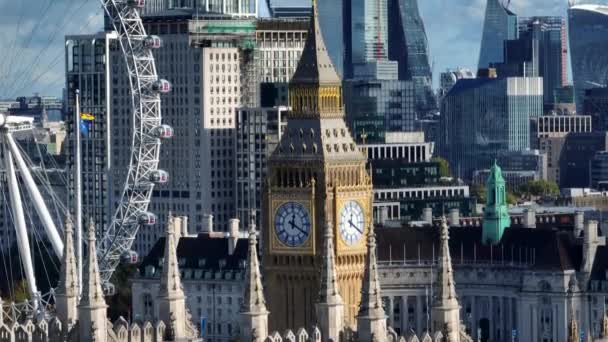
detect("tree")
[432,157,451,178]
[12,280,29,302]
[107,264,138,320]
[471,185,486,203]
[472,184,518,205]
[518,179,559,198]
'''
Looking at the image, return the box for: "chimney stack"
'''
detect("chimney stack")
[201,214,214,234]
[575,211,584,238]
[379,206,389,225]
[228,218,240,255]
[523,208,536,229]
[448,208,460,227]
[422,207,433,225]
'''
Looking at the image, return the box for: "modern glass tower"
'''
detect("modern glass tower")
[350,0,388,66]
[518,17,567,107]
[568,4,608,113]
[386,0,435,113]
[440,76,543,178]
[387,0,432,81]
[478,0,518,70]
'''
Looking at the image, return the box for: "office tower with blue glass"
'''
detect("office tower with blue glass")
[518,17,567,108]
[568,3,608,113]
[387,0,435,114]
[478,0,518,70]
[440,75,543,179]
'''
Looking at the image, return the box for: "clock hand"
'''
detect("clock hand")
[293,224,307,235]
[348,220,363,234]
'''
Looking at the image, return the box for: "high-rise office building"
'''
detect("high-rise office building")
[233,19,307,232]
[440,76,543,179]
[142,0,259,16]
[266,0,311,18]
[478,0,518,70]
[111,14,256,256]
[569,4,608,113]
[234,106,287,231]
[256,19,307,84]
[536,114,592,184]
[387,0,431,82]
[344,79,416,143]
[350,0,388,66]
[386,0,435,114]
[491,16,567,108]
[439,68,475,98]
[65,31,118,232]
[584,87,608,131]
[267,0,346,78]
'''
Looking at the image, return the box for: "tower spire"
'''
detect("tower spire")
[240,211,269,341]
[55,215,79,327]
[157,214,190,339]
[357,223,387,342]
[77,219,108,342]
[315,221,344,342]
[431,217,463,342]
[288,0,343,117]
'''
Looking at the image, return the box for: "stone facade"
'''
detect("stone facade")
[0,215,200,342]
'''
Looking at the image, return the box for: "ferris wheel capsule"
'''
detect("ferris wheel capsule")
[127,0,145,8]
[120,251,139,265]
[153,125,174,139]
[144,36,162,49]
[152,79,171,94]
[103,283,116,296]
[138,212,157,226]
[149,170,169,184]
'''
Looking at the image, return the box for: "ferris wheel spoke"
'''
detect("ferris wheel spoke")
[5,133,64,258]
[2,137,40,305]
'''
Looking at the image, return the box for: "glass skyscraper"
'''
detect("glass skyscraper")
[518,16,567,107]
[350,0,388,67]
[440,76,543,178]
[385,0,435,114]
[387,0,431,81]
[568,4,608,113]
[344,80,416,143]
[478,0,518,70]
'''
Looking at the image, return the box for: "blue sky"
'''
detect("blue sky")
[0,0,571,98]
[418,0,568,84]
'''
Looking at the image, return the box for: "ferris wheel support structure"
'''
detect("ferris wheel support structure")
[2,138,39,305]
[97,0,170,289]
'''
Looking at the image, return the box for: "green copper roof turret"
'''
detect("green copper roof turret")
[482,161,510,244]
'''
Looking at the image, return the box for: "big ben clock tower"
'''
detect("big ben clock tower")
[262,0,373,332]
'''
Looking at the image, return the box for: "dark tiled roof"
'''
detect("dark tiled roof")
[445,78,498,97]
[376,225,581,271]
[139,234,248,275]
[591,245,608,280]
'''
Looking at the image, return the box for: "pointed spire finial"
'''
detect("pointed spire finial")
[159,212,184,296]
[356,222,387,341]
[79,218,106,308]
[358,222,383,315]
[289,0,341,86]
[240,209,269,341]
[242,212,267,313]
[56,214,79,325]
[318,220,342,304]
[431,216,463,341]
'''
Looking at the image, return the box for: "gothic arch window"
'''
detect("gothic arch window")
[143,293,154,317]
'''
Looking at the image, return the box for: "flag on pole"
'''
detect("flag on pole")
[79,113,94,137]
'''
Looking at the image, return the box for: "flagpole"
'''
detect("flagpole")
[75,89,83,296]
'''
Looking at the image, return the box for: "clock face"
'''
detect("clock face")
[274,202,311,247]
[339,201,365,245]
